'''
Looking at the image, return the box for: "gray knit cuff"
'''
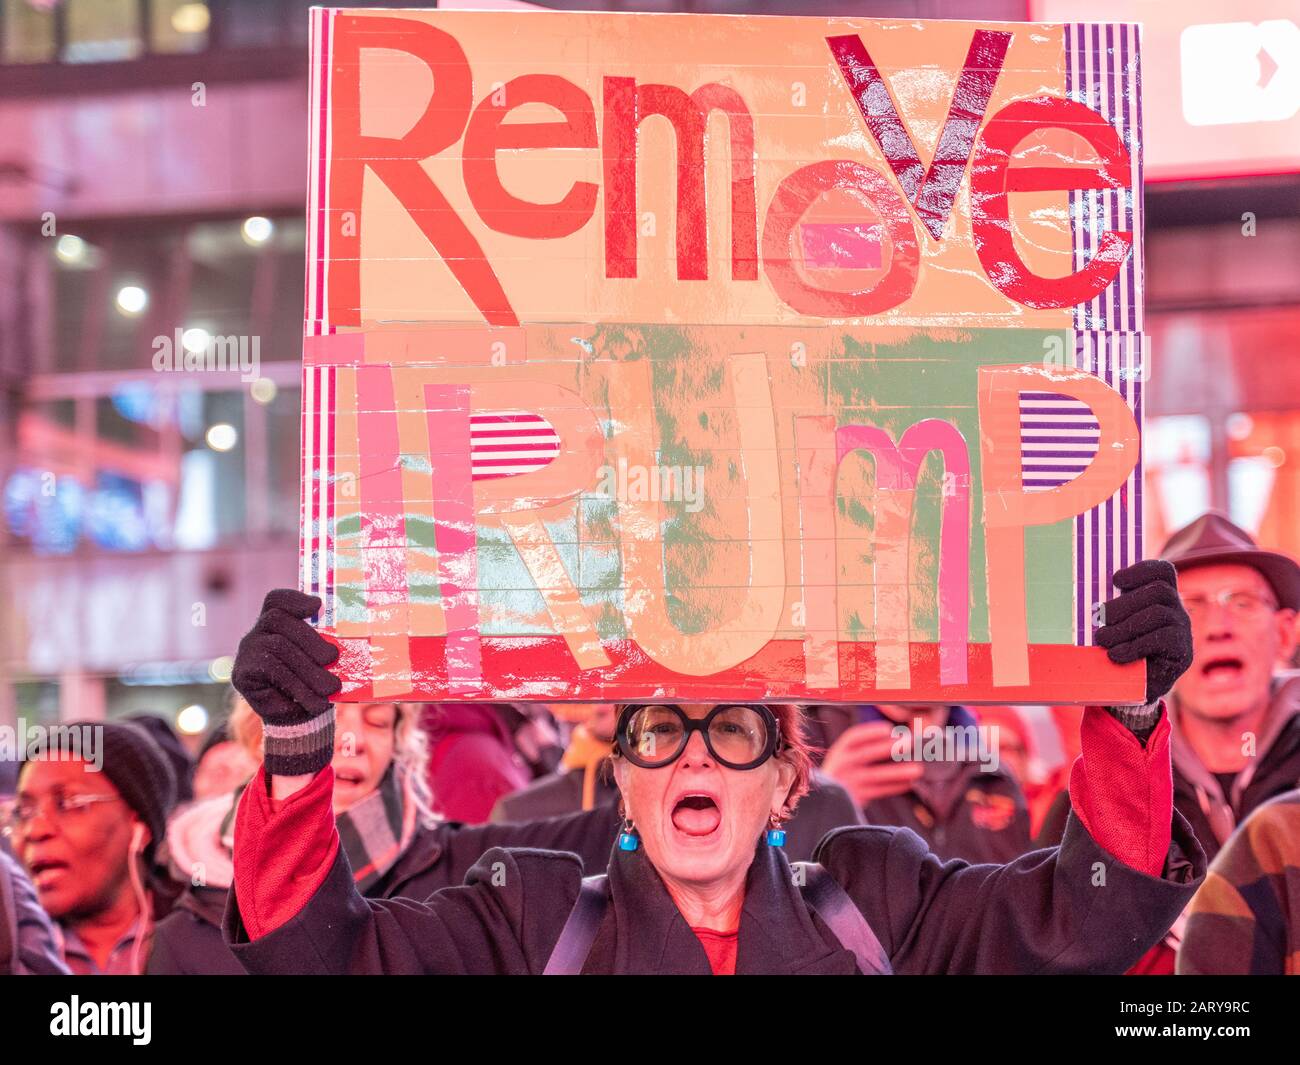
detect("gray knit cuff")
[261,710,336,777]
[1104,701,1163,745]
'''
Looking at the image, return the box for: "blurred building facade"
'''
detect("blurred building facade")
[0,0,338,733]
[0,0,1297,734]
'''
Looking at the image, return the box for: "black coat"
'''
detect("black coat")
[862,766,1032,864]
[223,808,1206,975]
[149,810,611,975]
[150,776,861,974]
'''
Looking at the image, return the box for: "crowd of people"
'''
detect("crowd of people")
[3,510,1298,975]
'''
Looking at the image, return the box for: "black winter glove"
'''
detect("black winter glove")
[1095,559,1194,707]
[231,589,342,776]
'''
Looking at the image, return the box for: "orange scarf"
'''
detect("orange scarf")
[560,726,613,810]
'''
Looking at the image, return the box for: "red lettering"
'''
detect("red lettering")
[827,30,1011,243]
[762,160,919,317]
[971,96,1133,308]
[331,16,517,327]
[602,77,757,281]
[463,74,599,239]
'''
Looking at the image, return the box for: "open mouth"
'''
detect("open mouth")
[1201,656,1246,685]
[27,858,69,888]
[670,793,722,838]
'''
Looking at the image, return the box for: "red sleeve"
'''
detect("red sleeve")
[1066,704,1173,877]
[233,766,340,940]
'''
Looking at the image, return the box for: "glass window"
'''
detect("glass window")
[5,399,81,553]
[1226,411,1300,562]
[185,221,260,346]
[100,232,181,373]
[90,391,180,551]
[3,0,57,64]
[1143,415,1211,553]
[50,218,301,375]
[105,678,229,735]
[221,0,285,48]
[151,0,209,54]
[5,385,262,553]
[203,389,246,540]
[15,680,60,722]
[16,215,306,555]
[266,385,302,535]
[63,0,143,63]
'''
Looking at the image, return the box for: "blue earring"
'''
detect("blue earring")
[618,818,639,851]
[766,815,786,848]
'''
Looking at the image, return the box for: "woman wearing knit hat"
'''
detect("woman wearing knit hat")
[226,565,1209,975]
[3,720,178,975]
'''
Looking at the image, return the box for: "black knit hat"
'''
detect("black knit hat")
[68,720,178,859]
[125,712,195,804]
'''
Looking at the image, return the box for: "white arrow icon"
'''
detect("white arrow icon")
[1181,19,1300,126]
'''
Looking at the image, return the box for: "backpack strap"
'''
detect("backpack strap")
[544,865,892,976]
[543,875,609,975]
[795,862,892,975]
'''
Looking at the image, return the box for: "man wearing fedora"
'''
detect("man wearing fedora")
[1159,512,1300,862]
[1044,512,1300,861]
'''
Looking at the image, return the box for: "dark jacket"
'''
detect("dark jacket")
[151,777,859,974]
[224,808,1204,975]
[1038,677,1300,861]
[1,846,70,975]
[148,885,243,975]
[150,807,615,975]
[1168,678,1300,863]
[492,767,863,860]
[804,705,1033,863]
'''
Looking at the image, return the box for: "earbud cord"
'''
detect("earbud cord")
[126,836,154,976]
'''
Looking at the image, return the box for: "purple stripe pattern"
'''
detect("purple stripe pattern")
[1020,391,1101,491]
[1066,22,1143,335]
[1062,24,1144,646]
[1068,332,1145,645]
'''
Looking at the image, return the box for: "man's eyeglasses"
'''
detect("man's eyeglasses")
[1182,589,1280,622]
[616,704,781,771]
[0,793,123,836]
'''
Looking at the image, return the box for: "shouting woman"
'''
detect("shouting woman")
[223,560,1205,974]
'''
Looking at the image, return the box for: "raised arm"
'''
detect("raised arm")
[223,589,607,972]
[819,560,1205,974]
[223,758,583,974]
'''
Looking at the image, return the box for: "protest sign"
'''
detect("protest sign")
[300,9,1146,703]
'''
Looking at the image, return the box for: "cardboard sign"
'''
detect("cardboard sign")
[300,9,1147,704]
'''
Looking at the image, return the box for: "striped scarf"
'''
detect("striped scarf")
[219,766,417,895]
[335,766,419,894]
